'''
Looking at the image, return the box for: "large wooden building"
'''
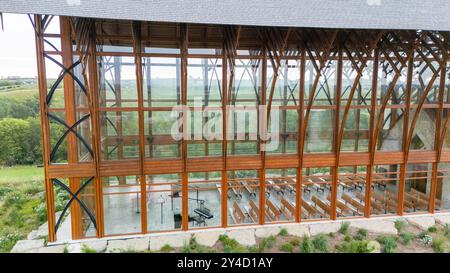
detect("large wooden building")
[2,0,450,242]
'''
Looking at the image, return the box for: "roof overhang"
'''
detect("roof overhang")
[1,0,450,31]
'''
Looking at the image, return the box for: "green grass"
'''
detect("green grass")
[0,165,44,185]
[0,165,46,252]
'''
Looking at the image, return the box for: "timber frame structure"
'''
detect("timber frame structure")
[28,14,450,242]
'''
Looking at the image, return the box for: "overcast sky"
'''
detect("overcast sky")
[0,13,39,78]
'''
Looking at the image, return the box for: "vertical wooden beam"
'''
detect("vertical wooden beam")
[296,46,305,222]
[366,48,379,217]
[34,14,56,242]
[222,54,228,228]
[87,25,104,238]
[398,52,414,215]
[60,16,82,240]
[180,24,189,231]
[430,57,447,213]
[331,44,343,220]
[133,21,147,233]
[259,48,267,225]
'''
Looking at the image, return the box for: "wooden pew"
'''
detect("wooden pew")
[410,188,442,207]
[302,200,324,218]
[248,200,259,222]
[341,193,365,213]
[265,199,281,221]
[230,201,245,224]
[372,191,397,212]
[404,192,428,210]
[355,192,383,213]
[326,194,357,216]
[266,179,283,195]
[280,197,296,220]
[241,181,257,199]
[311,195,332,216]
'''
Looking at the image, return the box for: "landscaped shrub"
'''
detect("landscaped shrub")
[0,232,22,252]
[81,244,96,253]
[160,244,174,253]
[399,232,415,246]
[300,235,314,253]
[219,235,247,253]
[280,243,294,252]
[339,222,350,234]
[377,235,398,253]
[427,226,437,233]
[312,234,329,253]
[278,228,288,236]
[420,234,433,246]
[182,237,207,253]
[290,238,300,247]
[394,219,407,233]
[257,235,276,252]
[443,224,450,237]
[431,236,446,253]
[354,228,368,240]
[336,239,370,253]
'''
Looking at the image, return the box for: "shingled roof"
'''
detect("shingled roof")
[1,0,450,31]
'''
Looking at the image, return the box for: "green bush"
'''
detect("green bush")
[339,222,350,234]
[337,239,370,253]
[377,235,398,253]
[394,220,407,233]
[81,244,97,253]
[290,238,300,247]
[219,235,247,253]
[300,236,315,253]
[278,228,288,236]
[312,234,329,253]
[257,235,276,252]
[160,244,174,253]
[182,238,207,253]
[354,229,368,240]
[399,232,415,246]
[432,236,446,253]
[443,224,450,237]
[0,232,22,252]
[427,226,437,233]
[280,243,293,253]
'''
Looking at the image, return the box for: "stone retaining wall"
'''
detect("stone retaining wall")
[11,213,450,253]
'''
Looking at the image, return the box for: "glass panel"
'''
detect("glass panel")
[103,176,141,235]
[144,111,181,158]
[227,59,262,155]
[188,172,222,228]
[227,170,259,226]
[404,163,432,213]
[79,177,96,238]
[187,58,223,157]
[301,167,333,220]
[98,56,138,108]
[337,166,367,218]
[142,57,181,107]
[436,163,450,211]
[265,168,297,223]
[100,111,139,160]
[147,174,183,232]
[305,109,334,153]
[371,165,400,216]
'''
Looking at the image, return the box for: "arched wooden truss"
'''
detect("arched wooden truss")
[30,14,450,242]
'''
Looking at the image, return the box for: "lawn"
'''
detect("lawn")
[0,165,44,185]
[0,165,46,252]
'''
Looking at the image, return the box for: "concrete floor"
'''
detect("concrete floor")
[57,177,433,242]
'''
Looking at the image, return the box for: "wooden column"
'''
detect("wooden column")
[34,14,56,242]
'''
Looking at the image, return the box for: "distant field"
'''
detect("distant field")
[0,165,44,185]
[0,85,38,99]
